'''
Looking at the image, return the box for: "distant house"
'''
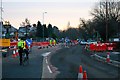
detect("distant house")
[0,22,17,38]
[18,25,32,38]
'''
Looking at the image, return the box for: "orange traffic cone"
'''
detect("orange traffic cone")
[83,70,87,80]
[16,49,19,56]
[78,65,83,79]
[106,52,110,62]
[12,50,17,58]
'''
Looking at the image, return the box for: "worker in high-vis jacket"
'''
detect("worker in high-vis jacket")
[18,38,24,65]
[49,39,52,47]
[53,39,56,46]
[18,38,29,65]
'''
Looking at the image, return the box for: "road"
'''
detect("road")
[1,43,120,80]
[2,44,61,80]
[50,44,119,79]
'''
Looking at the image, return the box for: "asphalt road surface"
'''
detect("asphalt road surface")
[1,43,120,80]
[50,44,119,80]
[2,45,61,80]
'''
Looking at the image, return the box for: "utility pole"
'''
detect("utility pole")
[42,12,47,41]
[0,0,3,39]
[106,0,108,42]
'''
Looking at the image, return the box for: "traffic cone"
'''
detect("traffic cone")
[83,70,87,80]
[78,65,83,79]
[12,50,17,58]
[106,52,110,62]
[15,49,19,56]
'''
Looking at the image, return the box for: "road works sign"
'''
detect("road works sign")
[0,39,10,47]
[26,39,32,47]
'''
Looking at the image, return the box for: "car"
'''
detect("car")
[80,40,87,45]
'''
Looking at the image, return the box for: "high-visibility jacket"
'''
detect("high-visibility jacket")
[50,40,52,45]
[23,41,26,49]
[53,40,56,45]
[17,40,25,49]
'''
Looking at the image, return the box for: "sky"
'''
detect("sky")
[2,0,99,30]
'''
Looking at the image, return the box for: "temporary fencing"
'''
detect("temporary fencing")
[89,43,107,52]
[89,42,116,52]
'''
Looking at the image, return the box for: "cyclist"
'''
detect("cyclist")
[17,38,24,65]
[18,38,29,65]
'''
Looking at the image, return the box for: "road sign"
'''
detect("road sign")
[26,39,32,47]
[0,39,10,47]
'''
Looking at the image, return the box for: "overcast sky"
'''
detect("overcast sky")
[2,0,99,30]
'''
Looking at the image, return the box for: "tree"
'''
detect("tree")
[91,0,120,40]
[47,24,53,37]
[53,26,60,38]
[36,21,43,37]
[43,24,48,38]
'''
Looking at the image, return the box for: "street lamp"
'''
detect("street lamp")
[106,1,108,42]
[4,21,11,39]
[0,0,3,39]
[42,12,47,41]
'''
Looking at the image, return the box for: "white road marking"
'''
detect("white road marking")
[47,65,52,73]
[42,52,51,57]
[111,52,120,55]
[46,58,48,64]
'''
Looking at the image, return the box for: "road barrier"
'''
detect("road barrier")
[89,42,117,52]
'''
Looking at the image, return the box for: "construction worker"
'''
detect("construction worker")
[49,39,52,47]
[18,38,29,65]
[17,38,24,65]
[53,39,56,46]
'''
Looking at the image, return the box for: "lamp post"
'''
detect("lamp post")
[0,0,3,39]
[42,12,47,41]
[4,21,11,39]
[106,1,108,42]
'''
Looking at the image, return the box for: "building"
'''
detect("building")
[1,22,17,38]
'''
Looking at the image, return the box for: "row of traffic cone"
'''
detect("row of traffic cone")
[12,49,19,58]
[78,65,87,80]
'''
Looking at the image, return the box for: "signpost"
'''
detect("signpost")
[26,39,32,47]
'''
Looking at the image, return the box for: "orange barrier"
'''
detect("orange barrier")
[32,42,49,47]
[89,42,117,52]
[89,43,107,52]
[10,42,18,46]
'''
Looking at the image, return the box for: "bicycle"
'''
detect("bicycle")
[22,52,29,66]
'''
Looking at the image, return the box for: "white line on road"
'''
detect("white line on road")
[46,58,48,64]
[111,52,120,55]
[47,65,52,73]
[42,52,51,57]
